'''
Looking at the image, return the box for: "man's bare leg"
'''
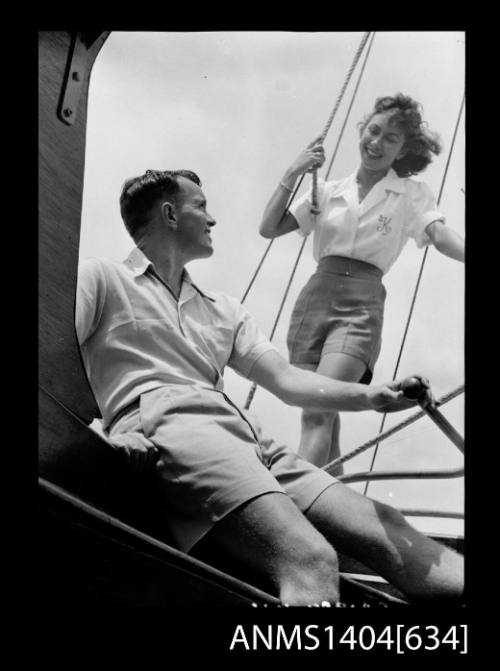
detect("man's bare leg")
[191,492,340,605]
[305,482,463,601]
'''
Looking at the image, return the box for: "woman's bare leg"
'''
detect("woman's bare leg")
[297,353,367,470]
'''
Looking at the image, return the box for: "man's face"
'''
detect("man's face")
[173,177,216,259]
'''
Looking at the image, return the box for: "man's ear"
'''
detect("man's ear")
[161,201,177,229]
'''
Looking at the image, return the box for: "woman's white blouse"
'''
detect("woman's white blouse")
[289,168,444,274]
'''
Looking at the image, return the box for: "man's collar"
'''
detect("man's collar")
[125,247,216,302]
[187,278,217,302]
[126,247,151,277]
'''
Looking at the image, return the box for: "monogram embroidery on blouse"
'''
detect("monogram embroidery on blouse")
[376,215,392,235]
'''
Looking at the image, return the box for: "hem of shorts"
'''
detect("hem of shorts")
[183,487,288,554]
[288,471,339,513]
[301,478,339,513]
[291,347,370,367]
[205,480,287,521]
[320,345,370,366]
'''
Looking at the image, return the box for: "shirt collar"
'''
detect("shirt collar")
[125,247,216,302]
[126,247,151,277]
[382,168,406,193]
[329,168,406,197]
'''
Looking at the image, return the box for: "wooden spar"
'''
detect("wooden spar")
[39,31,108,425]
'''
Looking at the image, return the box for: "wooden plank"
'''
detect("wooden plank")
[39,385,178,546]
[40,477,281,608]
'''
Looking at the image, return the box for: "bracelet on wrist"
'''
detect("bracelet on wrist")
[279,180,294,193]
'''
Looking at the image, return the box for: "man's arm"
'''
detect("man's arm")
[248,350,418,413]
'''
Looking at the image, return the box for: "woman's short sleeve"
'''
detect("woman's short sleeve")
[289,177,329,236]
[406,181,446,248]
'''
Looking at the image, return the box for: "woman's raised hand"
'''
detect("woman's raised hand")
[288,137,326,176]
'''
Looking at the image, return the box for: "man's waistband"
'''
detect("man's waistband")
[106,384,226,433]
[106,398,140,433]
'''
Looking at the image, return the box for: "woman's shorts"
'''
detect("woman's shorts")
[108,385,338,553]
[287,256,386,382]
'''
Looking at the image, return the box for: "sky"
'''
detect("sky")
[79,31,465,536]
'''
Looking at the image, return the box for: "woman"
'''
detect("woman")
[259,93,464,471]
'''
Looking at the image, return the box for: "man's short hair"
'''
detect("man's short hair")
[119,169,201,239]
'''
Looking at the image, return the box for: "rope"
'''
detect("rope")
[242,34,375,409]
[322,384,463,475]
[244,237,307,409]
[362,93,465,495]
[324,32,376,181]
[241,177,306,304]
[310,31,372,214]
[241,32,375,304]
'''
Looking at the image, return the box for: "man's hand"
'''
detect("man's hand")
[368,376,432,413]
[109,433,159,473]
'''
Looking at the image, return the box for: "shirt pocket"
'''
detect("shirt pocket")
[194,323,235,369]
[139,386,175,439]
[133,318,178,346]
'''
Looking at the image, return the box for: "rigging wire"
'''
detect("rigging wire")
[242,32,375,409]
[310,31,372,213]
[323,384,464,474]
[362,93,465,495]
[324,32,376,181]
[241,32,376,305]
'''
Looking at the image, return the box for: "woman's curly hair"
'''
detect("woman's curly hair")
[358,93,442,177]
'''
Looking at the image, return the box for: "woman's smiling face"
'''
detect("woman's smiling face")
[359,111,407,173]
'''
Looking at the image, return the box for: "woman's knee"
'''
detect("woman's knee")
[302,409,337,430]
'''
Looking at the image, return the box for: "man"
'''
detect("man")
[76,169,463,605]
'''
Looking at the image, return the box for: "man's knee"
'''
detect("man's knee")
[291,535,339,584]
[305,537,339,575]
[283,538,340,605]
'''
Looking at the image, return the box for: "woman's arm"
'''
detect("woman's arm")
[259,137,326,239]
[426,220,465,262]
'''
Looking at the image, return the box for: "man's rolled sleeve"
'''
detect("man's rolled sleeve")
[227,301,280,378]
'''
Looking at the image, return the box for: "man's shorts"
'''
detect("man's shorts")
[108,384,338,553]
